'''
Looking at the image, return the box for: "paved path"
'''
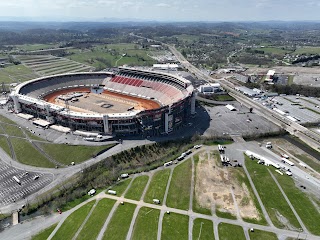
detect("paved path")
[163,168,173,206]
[72,200,98,240]
[230,186,241,220]
[189,156,195,211]
[242,163,274,227]
[243,226,250,240]
[140,172,153,200]
[214,221,219,240]
[126,205,141,240]
[96,201,120,240]
[157,210,165,240]
[268,169,309,233]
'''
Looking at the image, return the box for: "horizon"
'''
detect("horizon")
[0,0,319,22]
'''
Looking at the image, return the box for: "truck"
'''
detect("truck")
[218,145,225,153]
[13,176,21,185]
[266,142,272,149]
[88,189,96,196]
[281,153,289,159]
[281,157,295,166]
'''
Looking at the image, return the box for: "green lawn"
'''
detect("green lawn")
[161,212,189,240]
[218,223,246,240]
[193,155,211,215]
[16,43,58,51]
[245,156,301,229]
[216,209,237,220]
[60,194,94,212]
[0,135,11,157]
[0,115,16,124]
[231,167,267,225]
[108,178,132,196]
[125,175,149,201]
[0,64,37,83]
[291,153,320,174]
[76,198,116,240]
[192,218,214,240]
[248,229,278,240]
[31,223,57,240]
[294,47,320,54]
[2,124,25,138]
[102,203,137,240]
[11,138,55,168]
[275,173,320,235]
[52,200,96,240]
[166,159,192,210]
[38,142,116,165]
[131,207,160,240]
[144,169,170,204]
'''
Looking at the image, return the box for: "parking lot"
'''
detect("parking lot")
[257,95,320,124]
[199,102,281,138]
[0,160,53,206]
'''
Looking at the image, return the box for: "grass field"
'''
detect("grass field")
[52,200,95,240]
[102,203,137,240]
[192,218,214,240]
[258,47,290,55]
[108,178,132,196]
[60,194,94,212]
[248,229,278,240]
[3,124,25,138]
[0,115,16,124]
[68,43,155,69]
[16,44,58,51]
[125,175,149,200]
[274,173,320,235]
[38,142,116,165]
[245,156,301,229]
[166,159,192,210]
[291,153,320,173]
[218,223,246,240]
[231,167,267,225]
[76,198,116,240]
[131,207,160,240]
[31,223,58,240]
[0,64,38,83]
[193,154,211,215]
[0,135,11,157]
[11,138,55,168]
[144,169,170,204]
[216,208,237,220]
[161,212,189,240]
[293,47,320,54]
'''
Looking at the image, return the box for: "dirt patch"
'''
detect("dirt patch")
[195,151,260,220]
[274,209,298,231]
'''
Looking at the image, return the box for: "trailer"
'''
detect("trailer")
[13,176,21,185]
[153,199,160,204]
[281,158,295,166]
[164,161,173,167]
[107,190,117,195]
[120,173,129,179]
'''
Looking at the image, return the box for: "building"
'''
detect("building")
[198,83,221,95]
[265,70,275,82]
[152,63,179,71]
[10,68,195,136]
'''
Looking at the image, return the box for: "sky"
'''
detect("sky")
[0,0,319,22]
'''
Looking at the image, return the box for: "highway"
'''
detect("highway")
[166,44,320,152]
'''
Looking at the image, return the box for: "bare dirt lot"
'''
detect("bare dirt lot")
[43,88,160,114]
[195,151,261,220]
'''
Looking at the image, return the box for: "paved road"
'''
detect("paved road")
[96,201,120,240]
[126,205,141,240]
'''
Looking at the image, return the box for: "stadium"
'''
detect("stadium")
[9,67,195,136]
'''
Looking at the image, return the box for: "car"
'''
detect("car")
[88,189,96,196]
[33,175,39,180]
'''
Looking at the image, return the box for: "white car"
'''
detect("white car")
[88,189,96,196]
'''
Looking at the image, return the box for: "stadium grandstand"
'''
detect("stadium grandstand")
[10,67,195,136]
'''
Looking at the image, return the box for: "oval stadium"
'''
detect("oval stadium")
[10,67,195,136]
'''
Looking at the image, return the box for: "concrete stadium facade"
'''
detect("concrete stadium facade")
[10,67,195,136]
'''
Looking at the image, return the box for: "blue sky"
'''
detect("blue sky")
[0,0,319,21]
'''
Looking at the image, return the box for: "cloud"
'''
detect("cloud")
[156,3,170,7]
